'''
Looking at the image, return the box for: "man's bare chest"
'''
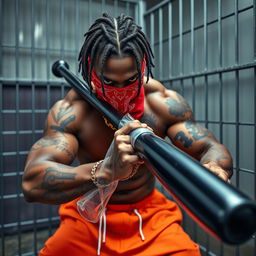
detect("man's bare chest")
[76,102,167,163]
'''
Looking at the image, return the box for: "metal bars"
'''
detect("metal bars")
[0,0,4,248]
[1,0,255,255]
[159,8,163,80]
[144,1,256,256]
[254,0,256,253]
[0,1,138,255]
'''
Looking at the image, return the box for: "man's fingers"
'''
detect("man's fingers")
[203,163,231,183]
[115,121,152,136]
[218,172,229,182]
[115,135,131,144]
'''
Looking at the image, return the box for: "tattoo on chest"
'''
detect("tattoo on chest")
[140,113,157,129]
[174,121,211,148]
[50,107,76,136]
[165,95,192,119]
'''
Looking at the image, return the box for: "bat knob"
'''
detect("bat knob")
[52,60,70,78]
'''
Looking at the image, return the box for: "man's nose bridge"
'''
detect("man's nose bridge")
[115,82,125,88]
[114,78,126,88]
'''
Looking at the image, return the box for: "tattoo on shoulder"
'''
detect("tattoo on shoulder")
[51,107,73,123]
[140,113,157,129]
[50,107,76,136]
[174,121,211,148]
[165,93,193,119]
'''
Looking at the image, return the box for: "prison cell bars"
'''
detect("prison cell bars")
[254,0,256,254]
[234,1,240,254]
[0,0,255,255]
[0,1,141,255]
[0,0,3,255]
[218,0,224,254]
[46,0,53,242]
[144,0,256,256]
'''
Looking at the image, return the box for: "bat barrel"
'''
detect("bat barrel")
[133,132,256,244]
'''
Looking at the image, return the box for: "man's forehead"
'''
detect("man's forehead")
[95,56,137,74]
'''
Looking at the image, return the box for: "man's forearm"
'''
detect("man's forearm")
[200,142,233,178]
[22,161,96,204]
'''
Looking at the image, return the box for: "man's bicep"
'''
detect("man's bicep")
[27,133,78,165]
[26,100,79,165]
[167,121,217,160]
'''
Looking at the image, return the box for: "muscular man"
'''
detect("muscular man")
[22,13,232,256]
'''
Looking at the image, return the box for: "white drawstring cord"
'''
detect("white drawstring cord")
[97,208,107,256]
[97,208,145,255]
[134,209,145,241]
[97,214,103,256]
[102,209,107,243]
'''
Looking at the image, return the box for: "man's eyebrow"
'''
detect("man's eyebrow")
[103,73,138,82]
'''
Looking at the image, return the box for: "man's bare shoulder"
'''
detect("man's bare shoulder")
[64,88,88,106]
[46,89,91,134]
[63,88,94,112]
[144,77,177,98]
[144,77,194,124]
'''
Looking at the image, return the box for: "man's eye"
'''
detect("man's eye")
[128,75,138,82]
[103,78,113,85]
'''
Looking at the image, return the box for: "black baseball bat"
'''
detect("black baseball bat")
[52,60,256,245]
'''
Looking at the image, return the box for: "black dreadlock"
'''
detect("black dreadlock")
[78,13,154,95]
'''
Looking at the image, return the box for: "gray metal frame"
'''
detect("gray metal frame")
[0,1,142,255]
[0,0,255,255]
[145,0,256,255]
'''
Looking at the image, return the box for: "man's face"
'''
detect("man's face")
[94,56,139,88]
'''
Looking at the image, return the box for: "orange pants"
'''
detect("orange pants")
[39,189,200,256]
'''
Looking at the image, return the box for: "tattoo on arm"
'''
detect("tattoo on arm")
[31,137,61,150]
[51,107,73,123]
[173,121,211,148]
[201,146,229,163]
[165,93,193,119]
[50,107,76,136]
[174,131,193,148]
[31,137,67,151]
[31,137,75,159]
[55,141,75,159]
[200,145,233,175]
[41,167,76,189]
[29,165,79,203]
[185,122,211,140]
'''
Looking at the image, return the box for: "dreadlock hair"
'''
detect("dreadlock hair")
[78,13,154,95]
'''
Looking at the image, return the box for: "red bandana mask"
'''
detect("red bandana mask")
[91,59,146,120]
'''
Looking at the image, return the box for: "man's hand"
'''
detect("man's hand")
[106,120,152,181]
[203,161,231,184]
